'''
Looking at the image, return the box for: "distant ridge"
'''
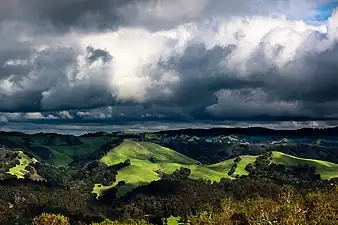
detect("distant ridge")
[2,126,338,136]
[154,126,338,137]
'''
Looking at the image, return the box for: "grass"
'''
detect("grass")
[166,216,181,225]
[7,151,38,179]
[207,155,257,176]
[94,140,232,198]
[144,133,161,140]
[7,135,112,165]
[234,156,258,176]
[271,151,338,180]
[27,143,72,167]
[22,136,112,166]
[49,150,73,166]
[45,136,111,166]
[52,136,113,157]
[100,140,197,166]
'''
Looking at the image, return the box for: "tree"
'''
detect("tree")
[234,157,242,163]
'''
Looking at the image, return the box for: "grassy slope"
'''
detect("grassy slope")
[30,143,72,167]
[44,137,111,166]
[208,155,257,176]
[52,137,112,158]
[94,140,232,198]
[166,216,181,225]
[271,151,338,179]
[5,135,73,166]
[7,151,38,179]
[49,149,73,166]
[19,136,111,166]
[93,140,338,198]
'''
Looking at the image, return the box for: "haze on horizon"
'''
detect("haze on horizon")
[1,0,338,131]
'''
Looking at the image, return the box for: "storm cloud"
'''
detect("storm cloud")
[1,0,338,124]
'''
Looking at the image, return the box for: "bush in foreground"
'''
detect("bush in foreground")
[31,214,150,225]
[91,219,151,225]
[32,213,70,225]
[190,187,338,225]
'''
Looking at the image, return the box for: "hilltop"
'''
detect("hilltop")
[94,140,233,198]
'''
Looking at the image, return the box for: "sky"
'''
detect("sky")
[313,1,338,20]
[1,0,338,132]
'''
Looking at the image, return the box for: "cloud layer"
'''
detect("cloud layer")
[1,0,338,123]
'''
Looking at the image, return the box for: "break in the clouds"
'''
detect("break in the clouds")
[1,0,338,124]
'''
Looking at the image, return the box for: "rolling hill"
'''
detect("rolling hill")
[93,140,233,198]
[271,151,338,180]
[94,140,338,199]
[208,155,257,176]
[0,133,114,167]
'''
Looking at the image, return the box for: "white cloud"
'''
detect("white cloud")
[23,112,45,120]
[74,11,338,105]
[0,112,59,121]
[58,111,74,119]
[22,112,58,120]
[76,111,91,117]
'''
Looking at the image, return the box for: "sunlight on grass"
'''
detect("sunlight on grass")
[7,151,38,179]
[271,151,338,179]
[93,140,233,198]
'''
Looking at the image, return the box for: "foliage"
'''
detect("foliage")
[190,187,338,225]
[25,186,338,225]
[91,218,151,225]
[32,213,70,225]
[0,181,96,225]
[227,163,237,176]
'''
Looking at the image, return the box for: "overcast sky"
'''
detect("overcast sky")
[1,0,338,129]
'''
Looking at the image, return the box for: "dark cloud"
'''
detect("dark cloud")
[86,46,113,64]
[0,0,133,30]
[1,0,338,124]
[0,0,319,31]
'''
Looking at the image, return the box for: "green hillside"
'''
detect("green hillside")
[4,134,112,166]
[93,140,338,199]
[2,150,44,182]
[51,136,113,158]
[7,151,38,179]
[94,140,232,198]
[48,149,73,166]
[208,155,257,176]
[271,151,338,180]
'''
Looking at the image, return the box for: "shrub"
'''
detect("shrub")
[228,163,237,176]
[244,163,254,173]
[32,213,70,225]
[234,157,241,163]
[91,218,150,225]
[190,187,338,225]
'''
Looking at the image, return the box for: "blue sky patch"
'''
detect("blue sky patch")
[313,2,338,21]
